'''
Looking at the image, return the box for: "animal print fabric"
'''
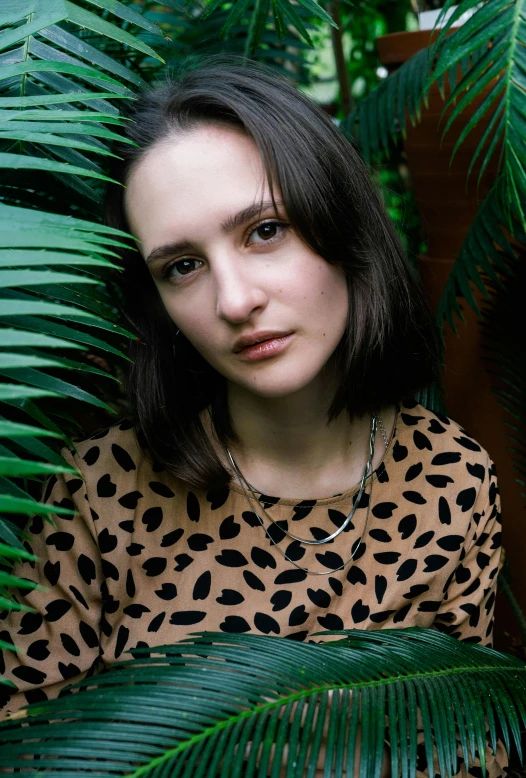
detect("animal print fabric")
[0,399,508,776]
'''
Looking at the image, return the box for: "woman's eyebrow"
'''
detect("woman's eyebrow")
[145,199,284,266]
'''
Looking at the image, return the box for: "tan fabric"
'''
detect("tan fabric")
[0,400,508,775]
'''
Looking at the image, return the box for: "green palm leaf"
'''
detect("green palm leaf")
[0,315,129,359]
[435,184,522,333]
[0,0,159,618]
[0,629,522,777]
[0,59,124,86]
[0,0,165,203]
[346,0,526,211]
[345,1,526,473]
[153,0,316,80]
[0,457,76,477]
[342,47,431,165]
[0,269,99,288]
[0,420,62,438]
[426,0,526,230]
[35,25,146,89]
[0,206,132,528]
[0,250,119,269]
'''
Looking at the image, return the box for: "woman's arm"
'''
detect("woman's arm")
[0,448,104,719]
[433,456,503,647]
[423,455,507,778]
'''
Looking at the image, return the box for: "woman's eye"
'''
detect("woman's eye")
[163,258,203,281]
[161,220,288,282]
[249,220,288,245]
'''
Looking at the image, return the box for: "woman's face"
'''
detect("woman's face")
[124,124,349,401]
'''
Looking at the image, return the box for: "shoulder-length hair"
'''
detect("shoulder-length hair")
[104,53,441,490]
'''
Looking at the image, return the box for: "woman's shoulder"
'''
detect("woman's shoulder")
[389,400,500,547]
[62,418,194,516]
[66,419,183,500]
[396,397,493,470]
[71,418,144,470]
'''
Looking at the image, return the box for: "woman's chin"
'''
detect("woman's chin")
[228,369,328,401]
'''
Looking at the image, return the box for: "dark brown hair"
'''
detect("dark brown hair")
[105,53,441,490]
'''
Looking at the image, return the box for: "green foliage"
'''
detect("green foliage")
[0,628,526,778]
[198,0,338,52]
[0,2,523,773]
[430,0,526,224]
[0,629,524,777]
[343,46,430,162]
[346,0,526,297]
[435,185,525,332]
[0,0,155,617]
[345,0,526,497]
[139,0,317,81]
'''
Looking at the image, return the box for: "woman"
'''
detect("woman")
[0,54,507,776]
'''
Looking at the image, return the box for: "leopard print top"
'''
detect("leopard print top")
[0,399,508,776]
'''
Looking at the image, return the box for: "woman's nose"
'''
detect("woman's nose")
[214,261,268,324]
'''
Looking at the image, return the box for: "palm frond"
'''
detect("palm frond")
[144,0,316,82]
[434,181,526,494]
[342,47,431,165]
[347,0,526,212]
[0,629,522,777]
[427,0,526,231]
[435,183,523,334]
[0,1,161,207]
[0,203,135,607]
[198,0,337,51]
[344,1,526,395]
[0,0,161,620]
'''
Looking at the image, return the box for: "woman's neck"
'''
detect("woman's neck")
[203,383,397,500]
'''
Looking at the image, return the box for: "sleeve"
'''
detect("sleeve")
[413,456,508,778]
[433,456,503,648]
[0,448,104,719]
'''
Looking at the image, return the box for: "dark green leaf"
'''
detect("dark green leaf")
[0,367,116,411]
[63,1,165,62]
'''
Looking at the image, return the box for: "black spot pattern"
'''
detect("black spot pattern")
[112,444,136,472]
[0,402,507,776]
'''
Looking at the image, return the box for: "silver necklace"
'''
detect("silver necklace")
[241,412,389,489]
[378,413,389,449]
[225,414,389,546]
[233,477,373,576]
[225,413,388,576]
[227,414,378,546]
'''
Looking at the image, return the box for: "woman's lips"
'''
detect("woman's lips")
[234,333,294,361]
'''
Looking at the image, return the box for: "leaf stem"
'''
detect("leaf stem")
[124,663,525,777]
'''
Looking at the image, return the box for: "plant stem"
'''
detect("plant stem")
[327,0,353,117]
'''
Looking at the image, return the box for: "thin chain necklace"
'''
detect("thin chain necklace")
[234,414,389,542]
[225,413,389,576]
